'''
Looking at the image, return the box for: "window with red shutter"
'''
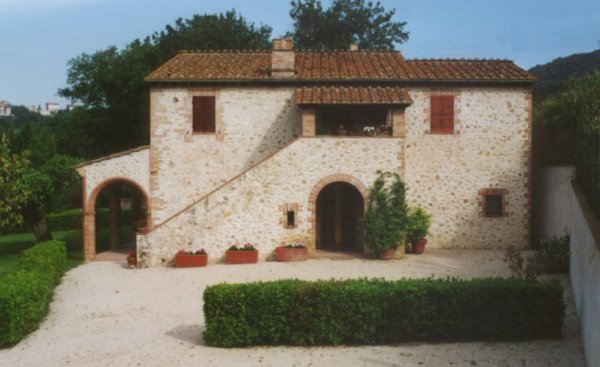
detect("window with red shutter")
[430,95,454,134]
[192,96,215,133]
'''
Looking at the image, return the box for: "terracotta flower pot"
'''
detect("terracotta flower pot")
[175,253,208,267]
[127,254,137,268]
[378,248,397,260]
[275,247,308,262]
[226,250,258,264]
[411,239,427,254]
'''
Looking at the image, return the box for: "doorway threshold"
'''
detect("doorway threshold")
[313,249,365,260]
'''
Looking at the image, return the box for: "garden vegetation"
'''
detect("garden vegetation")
[203,278,564,347]
[0,240,67,346]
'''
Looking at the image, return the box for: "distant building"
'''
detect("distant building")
[30,102,62,116]
[40,102,60,116]
[0,101,10,117]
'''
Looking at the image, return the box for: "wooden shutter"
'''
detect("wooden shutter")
[192,96,215,133]
[430,95,454,133]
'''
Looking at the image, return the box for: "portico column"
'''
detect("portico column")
[83,211,96,262]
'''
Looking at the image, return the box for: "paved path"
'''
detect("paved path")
[0,250,586,367]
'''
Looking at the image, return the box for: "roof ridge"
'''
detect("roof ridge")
[178,49,271,54]
[407,58,513,62]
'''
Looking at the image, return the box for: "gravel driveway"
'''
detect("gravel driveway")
[0,250,586,367]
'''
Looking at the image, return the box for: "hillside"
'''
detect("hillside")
[529,49,600,100]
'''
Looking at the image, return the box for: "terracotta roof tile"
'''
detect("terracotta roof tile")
[145,50,535,82]
[296,86,412,105]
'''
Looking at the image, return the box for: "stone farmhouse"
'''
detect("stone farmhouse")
[76,39,535,267]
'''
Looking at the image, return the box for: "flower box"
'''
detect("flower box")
[275,246,308,262]
[175,250,208,267]
[226,250,258,264]
[226,243,258,264]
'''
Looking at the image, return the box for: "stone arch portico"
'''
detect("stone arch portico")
[82,177,151,261]
[75,146,150,261]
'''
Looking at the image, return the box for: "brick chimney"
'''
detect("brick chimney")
[271,38,295,78]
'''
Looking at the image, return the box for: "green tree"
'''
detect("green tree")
[0,134,31,233]
[538,70,600,132]
[288,0,409,50]
[59,10,272,157]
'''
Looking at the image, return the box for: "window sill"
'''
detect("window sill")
[192,132,216,136]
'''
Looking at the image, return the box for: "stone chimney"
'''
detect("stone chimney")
[271,38,295,78]
[349,43,359,51]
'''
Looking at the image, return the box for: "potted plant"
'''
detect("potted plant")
[275,241,308,262]
[226,243,258,264]
[406,206,431,254]
[175,249,208,267]
[363,171,408,259]
[126,249,137,268]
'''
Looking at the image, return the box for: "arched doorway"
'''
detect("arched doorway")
[84,178,150,261]
[316,182,365,252]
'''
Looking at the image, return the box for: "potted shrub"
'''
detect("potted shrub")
[275,241,308,262]
[175,249,208,267]
[363,171,408,259]
[406,206,431,254]
[226,243,258,264]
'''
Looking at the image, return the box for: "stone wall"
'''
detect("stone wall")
[137,137,402,267]
[538,167,574,238]
[78,147,150,204]
[570,183,600,367]
[404,87,531,249]
[149,87,301,224]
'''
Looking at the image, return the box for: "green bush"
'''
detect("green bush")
[504,246,542,280]
[204,278,564,347]
[539,233,570,274]
[19,240,67,284]
[0,240,67,346]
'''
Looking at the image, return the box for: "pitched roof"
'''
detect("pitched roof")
[145,50,535,83]
[296,86,412,105]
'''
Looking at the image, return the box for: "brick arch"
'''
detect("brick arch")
[83,177,151,262]
[307,174,369,255]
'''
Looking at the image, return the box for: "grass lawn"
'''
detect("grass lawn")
[0,226,136,277]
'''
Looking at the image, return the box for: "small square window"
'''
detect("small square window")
[479,188,507,217]
[484,195,503,216]
[280,203,299,228]
[286,210,296,227]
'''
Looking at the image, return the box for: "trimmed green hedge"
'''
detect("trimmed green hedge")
[0,240,67,346]
[203,278,564,347]
[46,208,137,231]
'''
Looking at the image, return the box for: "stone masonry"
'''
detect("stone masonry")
[78,84,531,266]
[137,137,402,267]
[404,87,531,249]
